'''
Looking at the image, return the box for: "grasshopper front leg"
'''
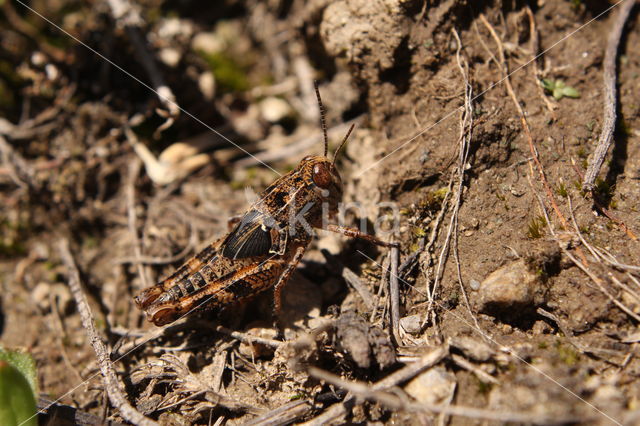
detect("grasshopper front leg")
[272,244,307,315]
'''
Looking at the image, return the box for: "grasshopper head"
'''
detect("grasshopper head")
[299,155,343,209]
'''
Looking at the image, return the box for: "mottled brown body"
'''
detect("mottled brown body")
[134,87,395,326]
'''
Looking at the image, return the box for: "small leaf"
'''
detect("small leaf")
[540,79,555,91]
[0,361,37,426]
[561,86,580,98]
[0,347,37,394]
[553,88,564,100]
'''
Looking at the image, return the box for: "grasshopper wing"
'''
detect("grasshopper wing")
[222,209,275,259]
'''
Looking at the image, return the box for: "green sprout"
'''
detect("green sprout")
[540,79,580,101]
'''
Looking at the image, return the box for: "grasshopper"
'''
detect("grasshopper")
[134,85,396,326]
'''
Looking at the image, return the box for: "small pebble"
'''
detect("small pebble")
[469,279,480,291]
[399,314,422,334]
[259,97,293,123]
[158,48,181,68]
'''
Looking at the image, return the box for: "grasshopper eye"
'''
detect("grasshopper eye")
[312,163,332,188]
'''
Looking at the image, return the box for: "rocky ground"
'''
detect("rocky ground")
[1,0,639,425]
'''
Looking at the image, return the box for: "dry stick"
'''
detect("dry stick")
[301,345,449,426]
[215,325,283,348]
[126,157,150,290]
[450,354,499,385]
[58,239,158,426]
[389,246,401,345]
[450,28,482,336]
[370,254,391,323]
[417,28,490,327]
[479,14,570,232]
[0,134,37,188]
[525,7,558,120]
[583,0,637,191]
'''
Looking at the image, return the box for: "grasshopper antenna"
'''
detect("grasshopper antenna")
[314,80,329,157]
[333,123,355,166]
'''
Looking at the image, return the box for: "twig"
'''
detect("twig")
[389,246,401,345]
[3,1,66,61]
[564,196,640,322]
[321,249,375,310]
[450,28,482,337]
[451,353,498,384]
[58,238,158,426]
[583,0,637,191]
[0,135,38,188]
[126,158,150,291]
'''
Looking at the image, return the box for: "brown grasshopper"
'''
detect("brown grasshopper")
[134,85,396,326]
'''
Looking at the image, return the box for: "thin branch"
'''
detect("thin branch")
[389,246,401,345]
[0,134,37,188]
[583,0,637,191]
[58,238,158,426]
[450,354,499,385]
[126,157,150,291]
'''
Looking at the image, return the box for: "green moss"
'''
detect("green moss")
[198,50,250,93]
[576,147,588,159]
[555,182,568,198]
[555,342,579,366]
[420,187,448,212]
[413,227,427,238]
[526,216,546,239]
